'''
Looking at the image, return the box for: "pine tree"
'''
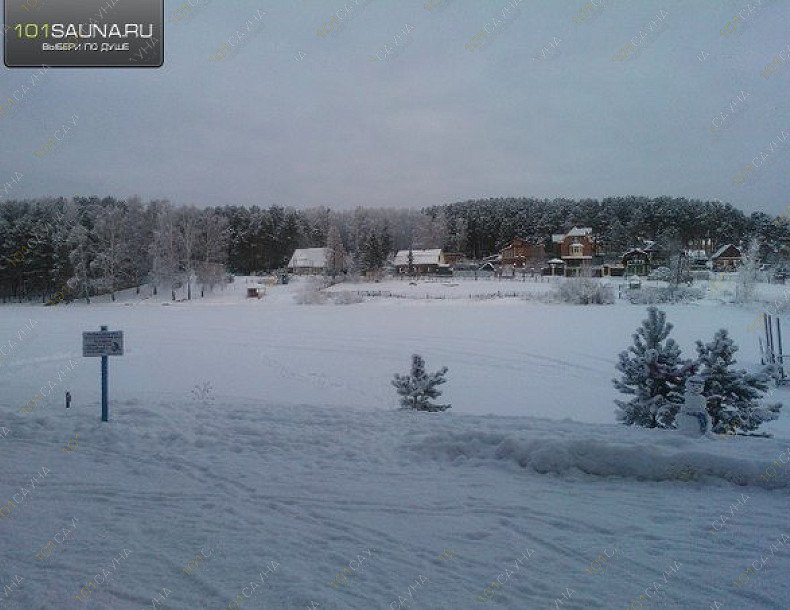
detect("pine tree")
[613,307,693,428]
[392,354,451,412]
[696,329,782,433]
[361,232,380,272]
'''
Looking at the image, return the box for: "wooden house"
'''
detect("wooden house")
[499,238,546,268]
[622,248,650,276]
[710,244,742,271]
[393,249,443,274]
[287,248,328,275]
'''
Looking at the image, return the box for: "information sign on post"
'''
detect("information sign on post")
[82,326,124,422]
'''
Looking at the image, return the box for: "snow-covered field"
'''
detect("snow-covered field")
[1,276,789,608]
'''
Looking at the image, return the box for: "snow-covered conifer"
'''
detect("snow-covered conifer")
[696,328,781,433]
[613,307,693,428]
[392,354,451,412]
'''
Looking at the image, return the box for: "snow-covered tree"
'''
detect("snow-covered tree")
[325,225,346,279]
[735,239,760,304]
[414,210,449,249]
[196,210,229,295]
[696,328,782,433]
[360,231,381,273]
[124,196,153,294]
[392,354,451,412]
[176,207,200,300]
[613,307,694,428]
[90,205,130,302]
[66,223,92,304]
[151,205,183,300]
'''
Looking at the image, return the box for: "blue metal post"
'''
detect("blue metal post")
[101,325,108,422]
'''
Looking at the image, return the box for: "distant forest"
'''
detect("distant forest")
[0,194,786,302]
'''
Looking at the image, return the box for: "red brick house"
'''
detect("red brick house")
[551,227,599,276]
[499,238,545,268]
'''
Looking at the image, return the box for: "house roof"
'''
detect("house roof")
[552,227,593,242]
[711,244,742,259]
[623,248,648,257]
[288,248,328,268]
[393,249,442,266]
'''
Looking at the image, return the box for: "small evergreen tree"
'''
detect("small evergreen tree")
[392,354,450,412]
[613,307,693,428]
[696,328,782,433]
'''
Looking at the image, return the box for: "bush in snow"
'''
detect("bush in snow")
[294,277,329,305]
[331,290,364,305]
[392,354,451,412]
[627,286,704,305]
[647,266,672,282]
[613,307,694,428]
[294,290,329,305]
[552,278,614,305]
[695,329,781,434]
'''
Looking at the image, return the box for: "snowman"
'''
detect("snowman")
[676,375,710,437]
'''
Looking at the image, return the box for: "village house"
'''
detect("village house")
[393,249,443,274]
[287,248,329,275]
[621,248,650,276]
[499,238,546,268]
[441,252,465,267]
[552,227,599,276]
[710,244,742,271]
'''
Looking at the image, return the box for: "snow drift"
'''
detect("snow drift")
[408,430,790,490]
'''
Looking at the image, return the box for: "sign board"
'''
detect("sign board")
[82,330,124,357]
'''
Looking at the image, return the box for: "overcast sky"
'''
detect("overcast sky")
[1,0,788,214]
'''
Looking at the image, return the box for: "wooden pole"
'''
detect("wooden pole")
[777,316,785,382]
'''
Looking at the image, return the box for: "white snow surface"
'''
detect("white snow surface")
[1,275,790,608]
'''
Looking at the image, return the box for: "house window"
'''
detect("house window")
[570,243,583,256]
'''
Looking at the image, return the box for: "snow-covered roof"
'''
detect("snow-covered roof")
[553,227,592,242]
[711,244,742,259]
[288,248,328,269]
[548,258,565,264]
[393,249,442,266]
[623,248,648,257]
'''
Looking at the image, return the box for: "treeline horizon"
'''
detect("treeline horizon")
[1,194,787,303]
